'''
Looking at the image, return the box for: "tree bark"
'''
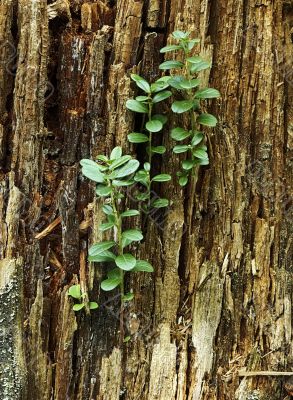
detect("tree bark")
[0,0,292,399]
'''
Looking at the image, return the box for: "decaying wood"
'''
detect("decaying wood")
[239,370,293,377]
[0,0,292,399]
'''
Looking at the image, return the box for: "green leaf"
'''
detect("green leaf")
[134,170,149,186]
[194,88,220,99]
[151,146,166,154]
[182,159,196,170]
[89,302,99,310]
[128,133,149,143]
[171,127,190,141]
[68,285,81,299]
[131,74,151,93]
[81,162,105,183]
[73,303,85,311]
[95,155,108,163]
[133,260,154,272]
[197,158,209,166]
[123,336,131,343]
[179,175,188,186]
[152,114,168,125]
[187,39,200,50]
[173,145,190,153]
[88,250,116,262]
[121,209,140,217]
[193,148,209,160]
[172,30,189,39]
[160,44,182,53]
[107,214,116,223]
[136,95,149,102]
[152,174,171,182]
[122,229,143,242]
[89,241,116,256]
[99,222,114,231]
[126,99,148,113]
[151,77,170,92]
[191,132,204,146]
[102,205,113,215]
[107,268,121,280]
[190,60,211,73]
[171,100,194,113]
[122,293,134,301]
[80,159,99,168]
[115,254,136,271]
[110,159,140,179]
[152,90,172,103]
[110,146,122,160]
[146,119,163,132]
[186,56,203,64]
[144,162,151,171]
[112,179,134,187]
[168,75,185,89]
[159,60,184,70]
[197,113,218,127]
[96,185,112,197]
[110,155,132,170]
[179,79,200,89]
[135,192,149,201]
[101,278,121,291]
[152,198,169,208]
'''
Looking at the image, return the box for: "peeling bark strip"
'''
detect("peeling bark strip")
[0,0,292,399]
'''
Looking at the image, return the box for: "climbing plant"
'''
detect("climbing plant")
[80,147,153,302]
[69,31,220,318]
[126,74,172,210]
[159,30,220,186]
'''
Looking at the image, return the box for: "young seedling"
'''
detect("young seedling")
[80,147,154,339]
[67,284,98,312]
[126,74,172,210]
[159,30,220,186]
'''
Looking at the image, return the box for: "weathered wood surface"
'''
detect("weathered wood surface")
[0,0,292,399]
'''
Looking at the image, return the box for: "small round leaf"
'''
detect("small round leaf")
[126,99,148,113]
[101,278,121,291]
[133,260,154,272]
[146,119,163,132]
[128,133,149,143]
[72,303,85,311]
[115,254,137,271]
[171,100,194,113]
[152,174,172,182]
[159,60,184,70]
[197,113,218,127]
[171,127,190,141]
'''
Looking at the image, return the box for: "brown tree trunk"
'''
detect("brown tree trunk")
[0,1,292,399]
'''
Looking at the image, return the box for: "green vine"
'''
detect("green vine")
[126,74,172,211]
[68,31,220,344]
[159,30,220,186]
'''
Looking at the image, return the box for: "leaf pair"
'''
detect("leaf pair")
[67,284,98,312]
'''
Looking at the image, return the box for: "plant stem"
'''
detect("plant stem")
[185,49,199,177]
[110,184,125,343]
[147,99,153,210]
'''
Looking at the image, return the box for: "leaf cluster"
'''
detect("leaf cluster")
[126,74,172,209]
[159,30,220,186]
[81,147,153,297]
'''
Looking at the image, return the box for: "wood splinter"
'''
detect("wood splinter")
[239,370,293,377]
[35,216,62,240]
